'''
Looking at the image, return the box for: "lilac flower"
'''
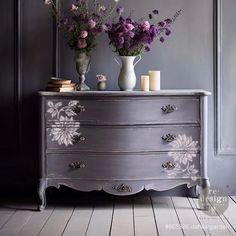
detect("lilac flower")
[126,23,135,31]
[145,46,150,51]
[153,10,159,15]
[158,21,165,27]
[77,39,87,48]
[160,37,165,43]
[165,18,172,24]
[116,6,124,15]
[142,21,150,31]
[101,24,108,32]
[88,19,96,29]
[80,30,88,38]
[105,7,180,56]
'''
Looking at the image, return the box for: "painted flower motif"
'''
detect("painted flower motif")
[164,134,200,179]
[47,101,62,118]
[49,116,81,146]
[47,100,84,146]
[169,134,199,153]
[168,151,197,165]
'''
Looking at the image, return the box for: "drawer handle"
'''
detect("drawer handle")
[72,135,85,144]
[162,161,175,170]
[73,105,85,114]
[112,184,132,193]
[69,161,86,169]
[162,134,176,142]
[161,105,177,113]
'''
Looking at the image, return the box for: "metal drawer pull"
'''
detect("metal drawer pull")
[162,161,175,170]
[112,184,132,193]
[69,161,86,169]
[162,134,176,142]
[161,105,177,113]
[72,135,85,144]
[73,105,85,114]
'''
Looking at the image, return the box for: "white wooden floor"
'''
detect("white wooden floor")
[0,194,236,236]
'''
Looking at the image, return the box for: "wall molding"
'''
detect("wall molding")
[214,0,236,156]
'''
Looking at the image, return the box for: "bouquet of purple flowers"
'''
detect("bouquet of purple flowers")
[44,0,119,53]
[106,7,182,56]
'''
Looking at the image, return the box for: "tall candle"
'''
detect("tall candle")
[140,75,149,91]
[149,71,160,91]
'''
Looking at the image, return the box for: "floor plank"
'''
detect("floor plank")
[221,197,236,233]
[86,198,114,236]
[0,209,15,229]
[151,196,184,236]
[172,197,205,236]
[17,207,54,236]
[230,196,236,203]
[110,197,134,236]
[189,197,232,236]
[62,205,93,236]
[133,196,158,236]
[38,207,73,236]
[0,210,33,236]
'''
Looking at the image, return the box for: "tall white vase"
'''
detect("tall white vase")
[114,55,141,91]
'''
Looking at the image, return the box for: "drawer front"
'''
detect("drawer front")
[47,153,200,180]
[46,125,200,152]
[45,97,200,125]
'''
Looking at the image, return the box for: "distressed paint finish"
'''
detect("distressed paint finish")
[38,90,210,210]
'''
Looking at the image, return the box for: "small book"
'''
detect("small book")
[46,87,75,92]
[50,77,71,85]
[47,82,76,88]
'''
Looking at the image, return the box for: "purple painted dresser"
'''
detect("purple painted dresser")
[38,90,211,210]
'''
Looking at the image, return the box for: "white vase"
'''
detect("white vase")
[114,55,142,91]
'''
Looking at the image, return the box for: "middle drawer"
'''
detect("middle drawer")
[46,125,200,153]
[46,153,200,180]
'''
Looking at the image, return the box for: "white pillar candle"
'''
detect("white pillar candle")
[149,70,161,91]
[140,75,149,91]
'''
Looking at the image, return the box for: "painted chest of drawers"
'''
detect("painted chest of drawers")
[38,90,211,210]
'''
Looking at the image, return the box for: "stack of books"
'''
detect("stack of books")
[46,77,77,92]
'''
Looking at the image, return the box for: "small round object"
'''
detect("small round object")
[97,81,106,91]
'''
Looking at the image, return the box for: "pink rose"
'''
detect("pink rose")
[77,39,87,49]
[96,74,107,82]
[88,19,96,29]
[142,21,150,31]
[126,23,135,31]
[80,30,88,38]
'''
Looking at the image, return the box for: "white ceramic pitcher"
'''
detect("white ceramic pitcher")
[114,55,142,91]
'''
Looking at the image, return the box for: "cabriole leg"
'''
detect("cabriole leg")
[38,179,47,211]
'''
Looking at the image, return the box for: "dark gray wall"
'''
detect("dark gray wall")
[0,0,235,194]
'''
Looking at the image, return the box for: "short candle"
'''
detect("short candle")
[149,70,160,91]
[140,75,149,91]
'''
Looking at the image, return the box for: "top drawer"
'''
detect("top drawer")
[45,97,200,125]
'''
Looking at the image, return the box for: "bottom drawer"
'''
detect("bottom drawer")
[47,153,200,180]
